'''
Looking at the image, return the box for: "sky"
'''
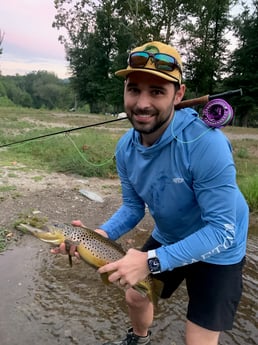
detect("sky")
[0,1,251,80]
[0,0,69,79]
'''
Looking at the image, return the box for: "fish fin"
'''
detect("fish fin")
[100,273,110,285]
[68,254,73,267]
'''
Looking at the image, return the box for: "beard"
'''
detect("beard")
[126,104,174,135]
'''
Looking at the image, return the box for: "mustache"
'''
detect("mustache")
[131,108,156,116]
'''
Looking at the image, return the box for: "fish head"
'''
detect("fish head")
[16,223,66,244]
[36,229,66,244]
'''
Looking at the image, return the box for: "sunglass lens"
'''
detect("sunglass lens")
[130,52,149,68]
[155,54,176,71]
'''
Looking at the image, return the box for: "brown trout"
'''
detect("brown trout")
[16,222,163,304]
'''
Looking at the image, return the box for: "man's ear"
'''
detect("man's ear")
[174,84,186,105]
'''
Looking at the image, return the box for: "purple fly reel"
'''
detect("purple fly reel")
[202,99,234,128]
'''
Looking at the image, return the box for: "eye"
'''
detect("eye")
[151,88,164,96]
[127,86,139,94]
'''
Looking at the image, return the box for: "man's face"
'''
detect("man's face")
[124,72,184,140]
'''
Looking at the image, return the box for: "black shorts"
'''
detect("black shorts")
[142,236,245,331]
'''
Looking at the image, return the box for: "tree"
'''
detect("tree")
[1,72,74,109]
[180,0,238,96]
[0,30,4,75]
[0,30,4,56]
[53,0,200,112]
[53,0,243,113]
[224,0,258,126]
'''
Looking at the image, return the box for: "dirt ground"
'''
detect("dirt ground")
[0,164,257,249]
[0,168,156,248]
[0,128,257,242]
[0,157,257,345]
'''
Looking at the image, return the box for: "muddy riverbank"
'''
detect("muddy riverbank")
[0,171,257,345]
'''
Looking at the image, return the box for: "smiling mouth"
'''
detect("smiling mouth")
[133,114,153,123]
[134,113,154,119]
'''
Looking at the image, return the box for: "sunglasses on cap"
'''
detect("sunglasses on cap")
[128,51,182,74]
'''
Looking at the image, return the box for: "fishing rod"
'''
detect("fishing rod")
[0,117,127,149]
[0,88,242,148]
[175,88,242,109]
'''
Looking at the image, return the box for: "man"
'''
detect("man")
[54,41,249,345]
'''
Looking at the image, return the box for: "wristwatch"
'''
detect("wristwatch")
[147,249,161,274]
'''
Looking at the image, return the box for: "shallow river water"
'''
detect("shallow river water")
[0,226,257,345]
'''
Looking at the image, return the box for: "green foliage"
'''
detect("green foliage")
[0,72,76,110]
[0,108,257,208]
[0,96,15,107]
[53,0,205,112]
[0,227,9,253]
[53,0,253,117]
[8,130,118,177]
[181,0,235,95]
[0,108,126,177]
[238,175,258,211]
[0,30,4,57]
[1,1,257,127]
[224,0,258,126]
[236,147,249,159]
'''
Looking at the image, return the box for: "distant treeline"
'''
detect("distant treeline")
[0,71,75,110]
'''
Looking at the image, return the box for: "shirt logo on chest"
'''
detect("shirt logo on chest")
[172,177,184,184]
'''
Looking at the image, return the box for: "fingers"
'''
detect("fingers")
[50,242,80,258]
[98,261,130,288]
[118,278,131,290]
[50,242,67,255]
[98,261,118,276]
[71,220,109,239]
[50,247,62,254]
[71,219,85,227]
[95,229,109,238]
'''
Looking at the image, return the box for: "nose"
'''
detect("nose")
[135,91,152,110]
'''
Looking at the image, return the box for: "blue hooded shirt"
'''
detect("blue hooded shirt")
[100,108,249,272]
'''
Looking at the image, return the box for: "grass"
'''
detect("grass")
[0,106,257,249]
[238,175,258,211]
[228,139,258,209]
[0,106,129,177]
[0,227,9,253]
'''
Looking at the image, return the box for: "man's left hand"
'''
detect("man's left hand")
[98,248,150,288]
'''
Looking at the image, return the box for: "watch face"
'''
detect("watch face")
[148,257,161,273]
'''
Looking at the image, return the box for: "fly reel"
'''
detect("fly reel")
[202,99,234,128]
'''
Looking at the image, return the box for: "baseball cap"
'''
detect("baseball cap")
[115,41,183,84]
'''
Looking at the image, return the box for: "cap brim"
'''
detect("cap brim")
[115,67,181,84]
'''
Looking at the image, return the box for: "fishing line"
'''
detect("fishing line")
[0,120,121,168]
[65,133,115,167]
[171,115,212,144]
[0,116,128,149]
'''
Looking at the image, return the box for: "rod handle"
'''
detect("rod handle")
[175,95,209,109]
[175,88,242,110]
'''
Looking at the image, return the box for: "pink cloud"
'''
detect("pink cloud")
[0,0,67,76]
